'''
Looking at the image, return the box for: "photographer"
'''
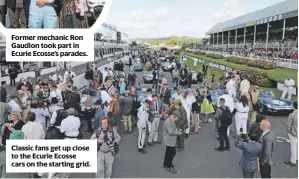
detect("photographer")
[91,117,121,179]
[235,133,262,178]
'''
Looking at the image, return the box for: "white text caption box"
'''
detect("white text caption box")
[6,29,94,62]
[6,140,97,173]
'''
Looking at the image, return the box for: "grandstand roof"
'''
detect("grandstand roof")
[206,0,298,34]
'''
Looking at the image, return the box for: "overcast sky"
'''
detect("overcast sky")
[102,0,286,39]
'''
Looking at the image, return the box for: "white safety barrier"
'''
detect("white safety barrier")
[57,56,124,91]
[277,82,297,96]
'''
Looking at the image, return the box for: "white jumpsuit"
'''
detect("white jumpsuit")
[137,105,149,149]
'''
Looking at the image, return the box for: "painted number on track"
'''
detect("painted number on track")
[276,136,290,143]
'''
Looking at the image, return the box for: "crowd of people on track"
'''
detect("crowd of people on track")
[0,49,297,178]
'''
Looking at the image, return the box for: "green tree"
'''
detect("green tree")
[167,36,179,46]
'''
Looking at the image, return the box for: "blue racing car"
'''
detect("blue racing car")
[256,90,293,114]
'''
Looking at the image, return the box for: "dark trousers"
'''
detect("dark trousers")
[218,126,230,148]
[242,170,254,178]
[86,117,93,132]
[172,77,178,87]
[152,80,158,90]
[176,133,185,148]
[163,146,176,168]
[10,77,16,86]
[260,162,271,178]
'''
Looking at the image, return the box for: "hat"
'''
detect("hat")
[94,99,102,105]
[18,90,24,95]
[9,94,17,98]
[124,90,130,94]
[173,99,181,105]
[51,97,58,104]
[9,130,24,140]
[67,108,76,115]
[171,111,180,118]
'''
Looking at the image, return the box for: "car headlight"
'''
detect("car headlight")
[266,104,272,108]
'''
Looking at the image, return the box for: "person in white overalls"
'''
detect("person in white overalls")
[180,91,195,137]
[281,76,295,101]
[137,100,151,154]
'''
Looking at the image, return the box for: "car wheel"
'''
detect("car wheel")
[258,104,265,114]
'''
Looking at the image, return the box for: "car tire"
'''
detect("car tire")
[258,103,265,114]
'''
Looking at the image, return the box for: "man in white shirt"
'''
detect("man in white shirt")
[217,90,234,137]
[239,77,250,96]
[21,111,45,139]
[50,99,65,128]
[146,88,153,102]
[49,85,62,101]
[97,88,112,115]
[60,108,81,139]
[226,76,236,99]
[8,94,21,113]
[193,57,198,67]
[282,76,295,100]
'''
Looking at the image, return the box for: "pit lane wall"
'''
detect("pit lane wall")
[57,52,124,91]
[184,54,297,96]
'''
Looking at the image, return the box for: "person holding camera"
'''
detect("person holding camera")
[235,133,262,178]
[91,117,121,179]
[30,100,50,131]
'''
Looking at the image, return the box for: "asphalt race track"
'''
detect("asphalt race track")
[74,64,297,178]
[4,59,296,178]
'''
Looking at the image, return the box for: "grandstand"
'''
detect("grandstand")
[94,31,129,58]
[206,0,298,50]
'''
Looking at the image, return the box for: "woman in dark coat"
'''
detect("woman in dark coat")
[179,69,188,87]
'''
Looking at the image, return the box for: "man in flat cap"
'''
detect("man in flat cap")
[163,110,183,174]
[119,90,134,133]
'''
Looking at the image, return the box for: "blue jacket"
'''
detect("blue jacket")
[119,82,126,95]
[235,137,262,172]
[94,109,105,129]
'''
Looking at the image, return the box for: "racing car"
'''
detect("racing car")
[113,61,124,71]
[132,63,144,71]
[161,62,172,71]
[256,90,293,114]
[160,56,166,62]
[143,71,155,83]
[136,88,157,104]
[123,58,137,66]
[143,69,164,84]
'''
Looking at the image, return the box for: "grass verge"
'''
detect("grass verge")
[186,59,297,102]
[184,51,298,85]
